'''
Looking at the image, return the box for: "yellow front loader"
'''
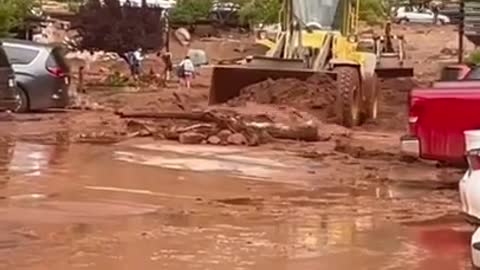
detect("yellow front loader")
[209,0,413,127]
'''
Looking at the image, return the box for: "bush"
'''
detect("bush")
[0,0,38,37]
[467,50,480,65]
[238,0,279,26]
[104,71,130,87]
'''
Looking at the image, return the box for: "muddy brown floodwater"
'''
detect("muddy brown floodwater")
[0,136,472,270]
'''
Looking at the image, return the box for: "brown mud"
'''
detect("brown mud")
[229,74,337,122]
[0,24,473,269]
[0,139,470,270]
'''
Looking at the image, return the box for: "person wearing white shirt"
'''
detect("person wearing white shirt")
[178,56,195,89]
[127,48,144,80]
[133,48,144,62]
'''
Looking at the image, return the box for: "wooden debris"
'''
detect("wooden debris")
[117,109,319,146]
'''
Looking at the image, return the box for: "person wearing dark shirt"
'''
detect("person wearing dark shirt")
[160,50,173,83]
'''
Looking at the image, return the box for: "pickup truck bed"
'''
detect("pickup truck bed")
[402,82,480,163]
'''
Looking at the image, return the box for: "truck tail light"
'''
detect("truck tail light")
[408,116,418,124]
[46,66,66,78]
[409,101,422,136]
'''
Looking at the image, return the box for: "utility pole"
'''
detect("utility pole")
[161,9,171,52]
[459,0,465,63]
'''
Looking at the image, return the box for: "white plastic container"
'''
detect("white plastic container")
[464,130,480,152]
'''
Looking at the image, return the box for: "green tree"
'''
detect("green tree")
[0,0,38,37]
[170,0,279,26]
[0,2,16,37]
[170,0,212,24]
[360,0,388,25]
[237,0,279,27]
[467,50,480,65]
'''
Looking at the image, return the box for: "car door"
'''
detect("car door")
[2,45,45,108]
[406,9,431,23]
[406,9,424,23]
[417,9,435,23]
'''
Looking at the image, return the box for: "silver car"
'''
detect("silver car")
[393,6,451,25]
[1,39,70,112]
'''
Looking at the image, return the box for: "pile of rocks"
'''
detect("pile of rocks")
[179,129,250,146]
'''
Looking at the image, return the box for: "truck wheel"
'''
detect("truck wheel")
[334,66,361,128]
[365,74,379,121]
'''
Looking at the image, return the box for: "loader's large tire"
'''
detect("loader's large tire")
[334,66,361,128]
[365,74,379,121]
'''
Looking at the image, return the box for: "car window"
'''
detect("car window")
[3,46,39,65]
[440,68,464,81]
[0,46,10,67]
[465,67,480,80]
[47,46,69,72]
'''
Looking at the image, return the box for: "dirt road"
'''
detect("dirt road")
[0,24,473,269]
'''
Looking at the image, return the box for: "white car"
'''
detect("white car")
[459,130,480,268]
[393,6,451,25]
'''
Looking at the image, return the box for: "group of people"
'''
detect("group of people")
[126,48,195,89]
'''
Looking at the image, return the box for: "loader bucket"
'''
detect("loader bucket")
[209,64,336,105]
[375,57,414,79]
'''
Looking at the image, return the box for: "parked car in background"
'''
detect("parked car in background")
[400,64,480,164]
[393,6,451,25]
[459,130,480,268]
[208,1,242,27]
[439,3,462,24]
[0,43,20,111]
[1,39,70,112]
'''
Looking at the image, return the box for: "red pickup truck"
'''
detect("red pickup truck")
[401,64,480,163]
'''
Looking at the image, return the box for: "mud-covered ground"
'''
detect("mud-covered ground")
[0,139,470,269]
[0,24,473,269]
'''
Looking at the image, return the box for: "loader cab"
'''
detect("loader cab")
[292,0,358,36]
